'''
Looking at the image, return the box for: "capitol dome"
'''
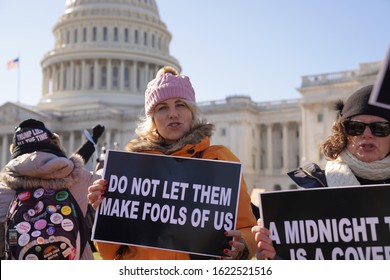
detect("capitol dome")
[64,0,160,18]
[40,0,180,110]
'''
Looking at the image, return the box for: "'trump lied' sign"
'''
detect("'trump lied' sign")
[260,185,390,260]
[92,150,242,258]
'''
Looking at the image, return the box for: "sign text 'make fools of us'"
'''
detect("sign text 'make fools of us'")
[92,150,242,258]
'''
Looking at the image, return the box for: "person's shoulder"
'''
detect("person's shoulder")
[205,145,225,152]
[205,145,240,161]
[287,162,328,188]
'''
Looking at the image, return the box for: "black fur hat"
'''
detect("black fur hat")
[11,119,66,160]
[335,85,390,121]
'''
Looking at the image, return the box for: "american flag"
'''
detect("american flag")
[7,57,19,70]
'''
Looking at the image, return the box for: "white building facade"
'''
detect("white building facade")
[0,0,382,198]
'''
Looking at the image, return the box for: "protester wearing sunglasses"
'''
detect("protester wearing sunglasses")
[343,120,390,137]
[251,84,390,260]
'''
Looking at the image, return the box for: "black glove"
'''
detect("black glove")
[92,125,105,143]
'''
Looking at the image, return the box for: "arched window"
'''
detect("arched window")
[112,66,119,88]
[101,66,107,88]
[63,70,67,90]
[83,27,87,42]
[273,184,282,191]
[92,27,97,41]
[103,27,108,41]
[89,66,94,88]
[124,67,130,88]
[134,30,139,44]
[114,27,119,41]
[289,184,297,190]
[124,28,129,42]
[144,31,147,46]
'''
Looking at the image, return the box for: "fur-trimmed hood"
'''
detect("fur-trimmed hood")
[126,122,215,154]
[0,151,85,191]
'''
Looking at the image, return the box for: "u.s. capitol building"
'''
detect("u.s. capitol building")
[0,0,381,199]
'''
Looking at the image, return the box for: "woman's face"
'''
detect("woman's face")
[153,98,193,144]
[346,115,390,162]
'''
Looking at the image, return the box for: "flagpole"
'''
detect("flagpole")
[17,55,21,103]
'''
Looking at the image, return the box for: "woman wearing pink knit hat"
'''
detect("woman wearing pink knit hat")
[88,66,256,260]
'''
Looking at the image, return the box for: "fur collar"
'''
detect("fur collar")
[126,122,214,154]
[0,153,85,191]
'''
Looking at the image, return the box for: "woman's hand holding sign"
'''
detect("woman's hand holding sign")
[251,218,276,260]
[88,178,107,210]
[222,230,248,260]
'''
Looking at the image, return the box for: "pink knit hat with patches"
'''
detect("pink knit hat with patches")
[145,66,196,117]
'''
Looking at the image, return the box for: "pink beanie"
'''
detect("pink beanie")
[145,67,196,117]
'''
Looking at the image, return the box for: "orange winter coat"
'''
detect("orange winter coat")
[95,124,256,260]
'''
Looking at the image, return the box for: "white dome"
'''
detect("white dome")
[64,0,160,18]
[39,0,180,110]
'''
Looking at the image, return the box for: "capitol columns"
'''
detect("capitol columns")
[59,63,64,91]
[282,122,289,173]
[300,103,308,164]
[93,60,99,90]
[120,60,125,91]
[69,61,75,90]
[1,135,9,167]
[81,60,87,90]
[130,61,137,93]
[104,129,112,150]
[107,59,112,91]
[68,131,75,155]
[265,123,273,175]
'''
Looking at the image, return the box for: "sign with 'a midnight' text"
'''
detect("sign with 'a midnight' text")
[92,150,242,258]
[260,184,390,260]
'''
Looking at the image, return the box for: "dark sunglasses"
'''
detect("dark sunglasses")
[343,120,390,137]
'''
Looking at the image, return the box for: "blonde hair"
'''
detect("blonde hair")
[156,66,179,76]
[126,99,203,149]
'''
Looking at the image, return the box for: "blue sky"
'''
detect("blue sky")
[0,0,389,106]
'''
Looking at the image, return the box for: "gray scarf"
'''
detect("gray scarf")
[325,150,390,187]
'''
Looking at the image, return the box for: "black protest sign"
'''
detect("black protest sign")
[369,46,390,109]
[92,150,242,258]
[260,185,390,260]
